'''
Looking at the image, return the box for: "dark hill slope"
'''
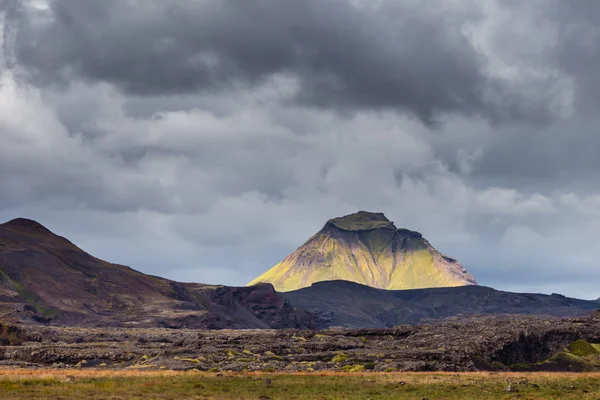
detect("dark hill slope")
[282,280,600,328]
[0,218,315,329]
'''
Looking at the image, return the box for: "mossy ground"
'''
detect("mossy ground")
[509,340,600,372]
[0,370,599,399]
[568,339,599,357]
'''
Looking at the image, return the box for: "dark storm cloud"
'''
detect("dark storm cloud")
[3,0,600,300]
[551,2,600,115]
[8,0,554,123]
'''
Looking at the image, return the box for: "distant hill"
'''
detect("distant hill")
[248,211,476,291]
[0,218,315,329]
[282,280,600,328]
[1,217,597,331]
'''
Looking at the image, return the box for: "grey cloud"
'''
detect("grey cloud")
[541,1,600,116]
[2,1,600,300]
[6,0,560,124]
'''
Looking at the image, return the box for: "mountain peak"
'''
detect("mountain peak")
[249,211,477,292]
[2,218,52,234]
[327,211,395,231]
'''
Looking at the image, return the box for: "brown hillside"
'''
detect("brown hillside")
[0,218,314,329]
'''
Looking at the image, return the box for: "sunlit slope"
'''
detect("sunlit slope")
[248,211,477,292]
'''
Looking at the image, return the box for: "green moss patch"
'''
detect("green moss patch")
[568,340,598,357]
[331,353,349,363]
[543,351,593,372]
[340,364,365,372]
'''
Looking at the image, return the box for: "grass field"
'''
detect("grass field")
[0,370,599,399]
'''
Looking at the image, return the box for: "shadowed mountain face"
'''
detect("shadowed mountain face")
[282,280,600,328]
[0,218,315,329]
[248,211,476,292]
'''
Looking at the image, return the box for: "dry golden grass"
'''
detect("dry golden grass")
[3,368,600,378]
[0,369,599,399]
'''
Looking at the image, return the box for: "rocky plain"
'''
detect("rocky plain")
[2,313,600,373]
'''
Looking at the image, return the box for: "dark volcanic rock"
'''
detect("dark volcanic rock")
[191,283,317,329]
[283,280,600,328]
[1,315,599,372]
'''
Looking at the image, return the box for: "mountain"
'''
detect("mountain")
[0,218,315,329]
[1,216,596,331]
[248,211,476,292]
[283,280,600,328]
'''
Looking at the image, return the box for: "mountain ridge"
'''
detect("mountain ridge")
[0,218,315,329]
[248,211,477,292]
[282,280,600,328]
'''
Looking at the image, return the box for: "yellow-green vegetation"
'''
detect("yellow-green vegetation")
[568,340,599,357]
[172,356,206,364]
[227,350,240,358]
[0,370,599,399]
[248,211,474,291]
[0,266,23,293]
[264,351,283,361]
[21,286,60,316]
[331,352,349,363]
[544,340,600,372]
[510,340,600,372]
[340,364,365,372]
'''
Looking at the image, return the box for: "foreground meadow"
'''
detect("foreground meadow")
[0,370,598,399]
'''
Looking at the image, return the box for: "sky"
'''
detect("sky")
[1,0,600,300]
